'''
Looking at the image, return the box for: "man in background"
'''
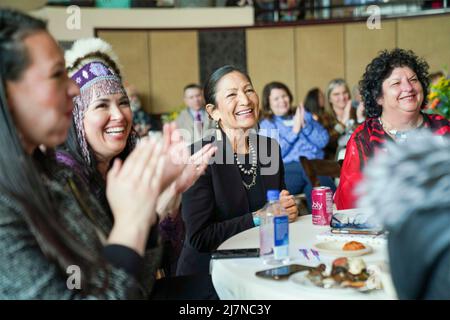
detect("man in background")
[176,83,214,144]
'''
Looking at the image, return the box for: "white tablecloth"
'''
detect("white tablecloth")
[211,215,395,300]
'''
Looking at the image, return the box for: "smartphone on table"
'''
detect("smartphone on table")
[255,264,315,280]
[330,228,383,235]
[211,248,260,259]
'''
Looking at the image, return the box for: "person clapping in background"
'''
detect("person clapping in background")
[259,81,335,209]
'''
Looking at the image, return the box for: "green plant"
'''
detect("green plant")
[425,76,450,119]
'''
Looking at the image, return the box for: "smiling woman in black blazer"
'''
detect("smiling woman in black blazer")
[176,66,299,276]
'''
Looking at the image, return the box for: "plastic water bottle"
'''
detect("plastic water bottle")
[259,190,290,265]
[259,190,277,264]
[273,206,290,264]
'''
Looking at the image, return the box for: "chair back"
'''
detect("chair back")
[300,156,343,188]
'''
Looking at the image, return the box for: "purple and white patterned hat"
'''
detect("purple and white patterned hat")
[65,38,135,165]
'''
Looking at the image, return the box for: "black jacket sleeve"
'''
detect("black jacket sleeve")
[181,167,254,253]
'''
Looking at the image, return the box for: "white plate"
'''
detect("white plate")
[313,241,372,257]
[290,271,355,294]
[290,271,384,297]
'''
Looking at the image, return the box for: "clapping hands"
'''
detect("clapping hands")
[342,100,353,125]
[356,101,365,123]
[174,143,217,194]
[106,137,167,255]
[155,122,217,219]
[293,103,306,134]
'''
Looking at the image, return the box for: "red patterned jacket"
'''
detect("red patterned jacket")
[334,113,449,209]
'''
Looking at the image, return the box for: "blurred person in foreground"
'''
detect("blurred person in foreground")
[358,131,450,300]
[0,9,182,299]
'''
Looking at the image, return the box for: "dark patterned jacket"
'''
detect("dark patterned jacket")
[0,163,162,299]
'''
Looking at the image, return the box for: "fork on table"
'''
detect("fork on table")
[310,249,321,261]
[299,248,310,260]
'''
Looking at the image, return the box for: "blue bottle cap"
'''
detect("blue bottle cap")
[266,189,280,201]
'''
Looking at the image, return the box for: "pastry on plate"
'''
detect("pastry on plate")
[342,241,366,251]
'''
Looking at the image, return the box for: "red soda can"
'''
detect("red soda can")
[311,186,333,225]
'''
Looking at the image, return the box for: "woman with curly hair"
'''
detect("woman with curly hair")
[334,48,450,210]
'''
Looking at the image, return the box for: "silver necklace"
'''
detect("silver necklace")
[378,116,423,142]
[234,142,257,190]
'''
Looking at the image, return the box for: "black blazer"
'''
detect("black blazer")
[176,130,286,276]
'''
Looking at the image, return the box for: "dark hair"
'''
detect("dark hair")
[304,87,323,116]
[183,83,202,93]
[261,81,294,119]
[359,48,430,118]
[0,9,103,294]
[0,9,46,81]
[203,65,252,107]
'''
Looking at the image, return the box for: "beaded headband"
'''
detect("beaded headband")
[66,38,135,166]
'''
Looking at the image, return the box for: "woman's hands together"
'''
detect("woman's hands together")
[156,142,217,220]
[356,101,365,123]
[159,122,190,192]
[293,103,306,134]
[106,138,167,255]
[279,189,298,222]
[105,122,218,253]
[155,123,217,219]
[342,100,352,125]
[174,143,217,194]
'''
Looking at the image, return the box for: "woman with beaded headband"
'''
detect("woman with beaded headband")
[176,65,299,276]
[58,38,219,297]
[60,38,139,211]
[59,38,216,217]
[334,48,450,210]
[0,8,184,299]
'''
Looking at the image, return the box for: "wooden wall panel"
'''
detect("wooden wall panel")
[344,21,396,94]
[148,31,199,113]
[246,28,296,105]
[294,24,345,104]
[397,15,450,74]
[97,31,151,112]
[97,13,450,116]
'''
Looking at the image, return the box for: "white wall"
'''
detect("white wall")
[31,6,254,41]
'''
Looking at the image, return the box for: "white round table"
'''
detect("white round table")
[211,215,395,300]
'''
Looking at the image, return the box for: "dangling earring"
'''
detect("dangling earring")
[216,120,222,141]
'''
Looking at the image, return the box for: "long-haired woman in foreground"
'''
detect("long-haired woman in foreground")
[0,8,182,299]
